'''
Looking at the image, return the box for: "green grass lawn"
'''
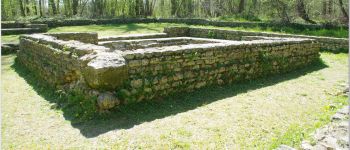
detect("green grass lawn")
[2,50,348,149]
[1,23,348,44]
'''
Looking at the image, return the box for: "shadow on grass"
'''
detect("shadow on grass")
[122,23,162,33]
[12,58,328,138]
[320,48,349,54]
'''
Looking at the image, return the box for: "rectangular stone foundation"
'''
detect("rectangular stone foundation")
[17,27,320,109]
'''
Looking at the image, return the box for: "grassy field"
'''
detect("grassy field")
[1,23,348,44]
[2,50,348,149]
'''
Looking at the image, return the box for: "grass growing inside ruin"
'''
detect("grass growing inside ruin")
[1,23,348,44]
[2,52,348,149]
[1,35,20,43]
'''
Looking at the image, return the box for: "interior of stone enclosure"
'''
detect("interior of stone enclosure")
[99,37,221,51]
[17,27,321,109]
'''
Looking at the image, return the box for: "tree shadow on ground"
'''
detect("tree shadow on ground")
[12,58,328,138]
[122,23,161,33]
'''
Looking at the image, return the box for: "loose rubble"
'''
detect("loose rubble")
[301,106,349,150]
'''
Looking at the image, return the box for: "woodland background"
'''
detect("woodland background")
[1,0,349,25]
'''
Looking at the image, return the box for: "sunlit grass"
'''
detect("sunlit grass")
[47,23,180,37]
[1,35,20,43]
[2,52,348,149]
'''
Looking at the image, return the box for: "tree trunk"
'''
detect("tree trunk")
[135,0,139,16]
[2,0,7,20]
[273,0,291,23]
[49,0,57,15]
[338,0,349,22]
[187,0,193,17]
[238,0,245,13]
[296,0,316,24]
[322,0,328,16]
[25,0,30,15]
[171,0,177,17]
[33,0,38,15]
[79,0,89,16]
[228,0,234,14]
[63,0,69,16]
[145,0,149,17]
[56,0,60,14]
[19,0,26,16]
[328,0,333,15]
[202,0,211,17]
[39,0,43,17]
[72,0,78,15]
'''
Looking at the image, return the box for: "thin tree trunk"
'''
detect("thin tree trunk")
[19,0,26,16]
[238,0,245,13]
[79,0,89,16]
[171,0,177,17]
[322,0,328,16]
[33,0,38,15]
[72,0,78,15]
[39,0,43,16]
[49,0,57,15]
[228,0,234,14]
[56,0,60,14]
[296,0,316,24]
[25,0,30,15]
[202,0,211,17]
[338,0,349,21]
[273,0,291,23]
[2,0,7,20]
[328,0,333,15]
[10,0,16,17]
[145,0,149,17]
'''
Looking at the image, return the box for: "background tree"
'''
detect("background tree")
[1,0,348,25]
[296,0,316,24]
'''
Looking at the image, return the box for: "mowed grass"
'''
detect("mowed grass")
[2,51,348,149]
[1,23,348,44]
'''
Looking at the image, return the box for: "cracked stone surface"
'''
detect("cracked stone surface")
[301,106,349,150]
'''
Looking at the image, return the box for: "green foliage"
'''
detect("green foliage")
[207,30,217,38]
[215,14,262,22]
[64,90,98,123]
[2,0,349,26]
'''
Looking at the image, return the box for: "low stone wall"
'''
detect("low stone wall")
[45,32,98,44]
[1,43,19,55]
[164,27,348,51]
[17,31,320,110]
[118,38,319,103]
[1,22,27,28]
[18,39,78,85]
[27,18,347,30]
[17,33,125,109]
[1,23,48,35]
[17,35,92,86]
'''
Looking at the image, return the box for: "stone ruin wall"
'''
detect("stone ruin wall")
[17,33,109,88]
[120,40,319,103]
[164,27,348,51]
[17,28,321,109]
